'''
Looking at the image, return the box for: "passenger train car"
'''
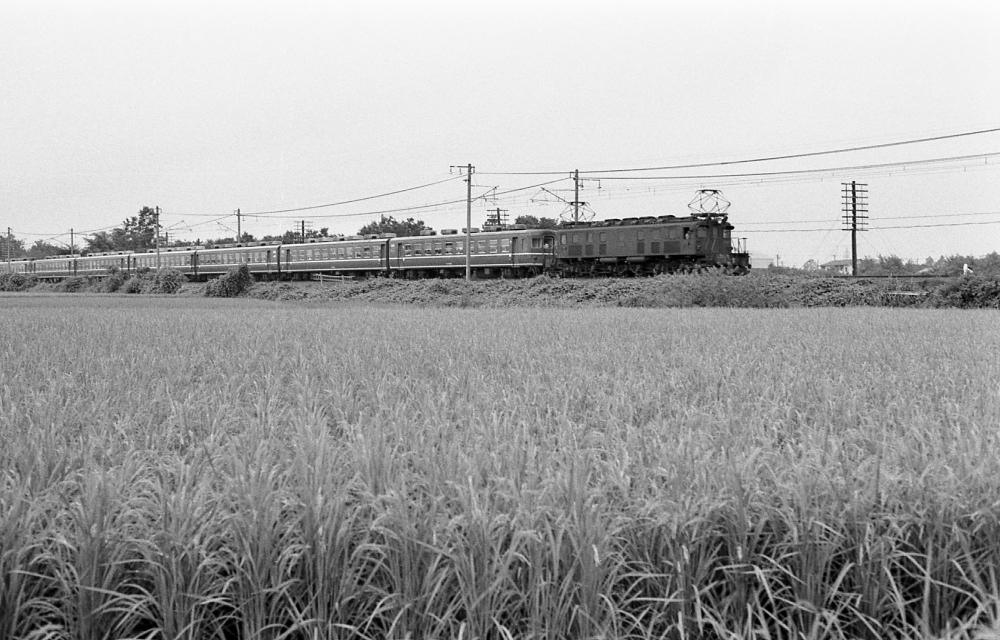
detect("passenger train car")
[2,212,749,281]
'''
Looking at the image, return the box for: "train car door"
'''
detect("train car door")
[542,234,555,269]
[265,249,273,278]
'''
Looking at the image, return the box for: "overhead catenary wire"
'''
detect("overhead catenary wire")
[582,152,1000,182]
[241,175,466,216]
[746,218,1000,232]
[479,125,1000,175]
[248,177,569,220]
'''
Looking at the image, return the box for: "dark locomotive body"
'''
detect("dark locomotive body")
[5,214,748,281]
[555,214,749,275]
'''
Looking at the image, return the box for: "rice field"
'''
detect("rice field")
[1,294,999,639]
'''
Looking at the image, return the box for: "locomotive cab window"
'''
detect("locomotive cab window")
[696,228,707,239]
[560,233,567,245]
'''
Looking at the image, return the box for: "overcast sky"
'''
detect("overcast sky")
[2,0,998,266]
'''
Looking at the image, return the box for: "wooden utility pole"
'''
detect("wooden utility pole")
[841,182,868,276]
[451,164,475,280]
[155,206,161,268]
[573,169,580,222]
[486,207,508,226]
[236,208,241,243]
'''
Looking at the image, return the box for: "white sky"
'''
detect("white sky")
[2,0,998,267]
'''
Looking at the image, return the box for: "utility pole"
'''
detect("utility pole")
[70,228,74,256]
[6,228,11,269]
[841,182,868,276]
[301,220,306,243]
[451,164,475,280]
[573,169,580,222]
[155,206,161,268]
[486,207,508,227]
[236,208,241,243]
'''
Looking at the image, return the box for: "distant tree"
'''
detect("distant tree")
[85,231,117,253]
[978,252,1000,276]
[120,206,158,251]
[514,215,559,229]
[27,240,69,259]
[2,234,26,259]
[933,254,978,277]
[802,259,820,272]
[358,215,429,237]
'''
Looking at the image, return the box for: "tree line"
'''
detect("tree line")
[9,208,990,277]
[2,211,561,260]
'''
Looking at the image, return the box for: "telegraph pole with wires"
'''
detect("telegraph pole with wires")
[485,207,508,227]
[451,164,475,280]
[236,209,241,243]
[841,182,868,276]
[155,206,161,269]
[572,169,583,222]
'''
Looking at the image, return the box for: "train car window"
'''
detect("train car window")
[532,237,541,249]
[478,240,487,253]
[488,239,498,253]
[363,247,372,259]
[683,228,691,239]
[586,232,594,243]
[434,242,442,255]
[571,233,580,244]
[560,234,567,245]
[306,249,313,260]
[500,238,510,252]
[355,247,363,258]
[697,228,707,239]
[599,232,607,243]
[404,244,412,256]
[444,242,454,254]
[457,241,464,253]
[637,231,645,241]
[425,242,432,254]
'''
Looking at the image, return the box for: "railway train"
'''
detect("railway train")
[1,211,750,281]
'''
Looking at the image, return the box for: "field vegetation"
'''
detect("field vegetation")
[1,297,999,639]
[4,268,1000,308]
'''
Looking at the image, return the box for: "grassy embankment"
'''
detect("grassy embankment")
[4,268,1000,308]
[2,297,1000,639]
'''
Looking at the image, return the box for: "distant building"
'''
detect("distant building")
[821,259,853,275]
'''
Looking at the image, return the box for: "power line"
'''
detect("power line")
[740,210,1000,225]
[746,218,1000,232]
[479,125,1000,175]
[250,177,569,220]
[241,175,465,216]
[583,152,1000,181]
